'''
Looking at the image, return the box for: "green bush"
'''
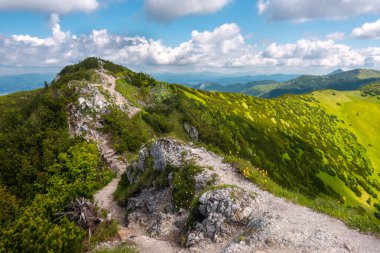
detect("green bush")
[0,83,112,252]
[172,164,203,209]
[86,220,119,250]
[103,108,151,153]
[0,186,20,228]
[142,112,174,133]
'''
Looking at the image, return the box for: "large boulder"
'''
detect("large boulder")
[184,122,199,141]
[150,138,187,171]
[187,187,255,245]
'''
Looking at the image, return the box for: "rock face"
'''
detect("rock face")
[151,138,186,170]
[187,187,255,246]
[125,138,258,250]
[184,122,199,141]
[198,188,255,224]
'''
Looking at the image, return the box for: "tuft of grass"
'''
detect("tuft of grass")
[114,160,175,206]
[93,245,138,253]
[85,220,119,250]
[115,78,142,108]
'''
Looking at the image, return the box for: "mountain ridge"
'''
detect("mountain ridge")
[192,68,380,98]
[0,58,379,252]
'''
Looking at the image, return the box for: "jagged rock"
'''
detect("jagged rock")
[194,170,220,192]
[198,188,255,223]
[150,138,186,171]
[138,146,150,170]
[220,243,250,253]
[187,187,255,246]
[147,212,177,237]
[183,122,199,141]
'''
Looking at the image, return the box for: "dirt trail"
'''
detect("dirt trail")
[90,71,179,252]
[81,71,380,252]
[92,70,138,224]
[96,70,141,118]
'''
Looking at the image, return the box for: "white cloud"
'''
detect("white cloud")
[144,0,232,21]
[0,0,99,14]
[263,39,365,67]
[1,16,380,73]
[258,0,380,22]
[352,19,380,39]
[326,32,345,41]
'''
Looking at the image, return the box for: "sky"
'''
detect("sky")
[1,0,380,75]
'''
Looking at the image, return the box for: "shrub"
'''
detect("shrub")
[103,108,150,153]
[142,112,174,133]
[172,163,203,209]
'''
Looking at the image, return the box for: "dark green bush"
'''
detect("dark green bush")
[103,108,151,153]
[142,112,174,133]
[172,164,203,209]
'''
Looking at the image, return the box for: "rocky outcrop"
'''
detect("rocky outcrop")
[150,138,186,170]
[124,138,260,250]
[187,187,255,246]
[122,137,380,253]
[184,122,199,141]
[198,188,255,224]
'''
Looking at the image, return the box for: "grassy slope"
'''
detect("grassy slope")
[312,90,380,212]
[107,63,380,232]
[357,69,380,79]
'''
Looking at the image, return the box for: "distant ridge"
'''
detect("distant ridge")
[327,69,344,76]
[152,72,299,86]
[0,73,55,95]
[191,68,380,98]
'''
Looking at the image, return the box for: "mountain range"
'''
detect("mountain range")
[152,72,299,86]
[192,69,380,98]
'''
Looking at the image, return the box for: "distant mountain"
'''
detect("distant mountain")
[0,73,55,95]
[266,69,380,98]
[327,69,344,76]
[192,68,380,98]
[193,82,225,91]
[152,72,299,86]
[193,80,280,97]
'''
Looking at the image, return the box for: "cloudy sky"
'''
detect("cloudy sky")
[1,0,380,75]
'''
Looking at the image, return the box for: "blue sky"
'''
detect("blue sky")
[1,0,380,75]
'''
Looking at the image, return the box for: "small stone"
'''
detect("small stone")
[265,236,277,246]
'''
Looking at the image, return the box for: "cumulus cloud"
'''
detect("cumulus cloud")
[0,0,99,14]
[326,32,345,41]
[1,16,380,72]
[258,0,380,22]
[352,19,380,39]
[144,0,232,22]
[263,39,365,67]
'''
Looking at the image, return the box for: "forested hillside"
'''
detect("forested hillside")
[0,61,113,252]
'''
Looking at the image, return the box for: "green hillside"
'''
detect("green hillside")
[107,60,380,220]
[311,87,380,212]
[357,69,380,79]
